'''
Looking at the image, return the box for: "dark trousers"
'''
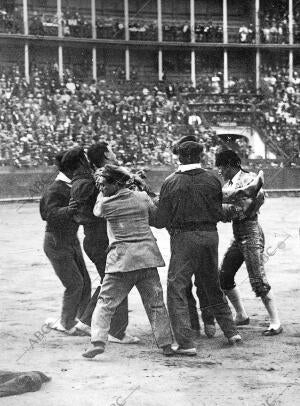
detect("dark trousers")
[220,220,271,298]
[168,230,237,348]
[79,223,128,339]
[187,280,215,331]
[92,268,172,348]
[44,232,91,330]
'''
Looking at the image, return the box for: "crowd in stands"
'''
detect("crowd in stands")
[238,15,300,44]
[0,7,23,34]
[260,0,300,43]
[181,67,300,160]
[28,13,224,43]
[0,63,299,168]
[162,21,223,42]
[1,4,300,43]
[260,20,289,44]
[258,65,300,156]
[0,64,223,168]
[183,76,256,126]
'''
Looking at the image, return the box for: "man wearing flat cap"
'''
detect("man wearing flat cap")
[171,135,198,155]
[82,164,174,358]
[41,150,91,334]
[172,136,216,339]
[153,139,241,355]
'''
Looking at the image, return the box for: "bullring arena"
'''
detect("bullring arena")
[0,0,300,405]
[0,196,300,405]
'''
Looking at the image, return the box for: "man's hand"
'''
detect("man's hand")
[93,192,105,217]
[67,198,79,215]
[243,191,265,217]
[239,197,254,214]
[132,175,148,191]
[94,168,105,190]
[132,175,157,197]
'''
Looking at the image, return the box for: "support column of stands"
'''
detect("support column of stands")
[91,0,97,81]
[23,0,28,35]
[23,0,29,83]
[289,0,294,83]
[157,0,163,81]
[255,0,260,44]
[57,0,63,82]
[223,0,228,43]
[190,0,196,88]
[124,0,130,81]
[224,50,228,91]
[256,50,261,91]
[223,0,228,91]
[255,0,260,90]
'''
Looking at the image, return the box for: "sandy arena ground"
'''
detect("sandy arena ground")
[0,197,299,406]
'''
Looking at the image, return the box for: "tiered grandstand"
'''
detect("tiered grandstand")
[0,0,299,170]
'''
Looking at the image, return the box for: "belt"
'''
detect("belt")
[171,222,216,232]
[233,215,258,225]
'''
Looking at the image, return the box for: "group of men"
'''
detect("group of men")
[40,136,282,359]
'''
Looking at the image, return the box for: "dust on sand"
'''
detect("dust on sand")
[0,198,299,406]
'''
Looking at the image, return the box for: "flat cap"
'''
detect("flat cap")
[177,141,203,157]
[172,135,198,155]
[101,164,131,184]
[61,147,86,169]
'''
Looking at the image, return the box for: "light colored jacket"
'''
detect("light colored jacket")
[93,188,165,273]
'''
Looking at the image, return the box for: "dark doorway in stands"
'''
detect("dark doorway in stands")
[218,133,251,159]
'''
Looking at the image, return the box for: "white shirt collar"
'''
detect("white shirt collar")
[229,170,242,186]
[177,163,202,173]
[55,171,72,187]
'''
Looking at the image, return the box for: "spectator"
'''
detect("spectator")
[188,113,201,126]
[29,12,45,36]
[239,24,249,43]
[211,72,222,94]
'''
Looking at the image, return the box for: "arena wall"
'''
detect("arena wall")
[0,166,299,200]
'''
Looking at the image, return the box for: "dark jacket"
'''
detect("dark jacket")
[70,168,107,245]
[152,169,223,233]
[40,180,78,242]
[70,169,99,225]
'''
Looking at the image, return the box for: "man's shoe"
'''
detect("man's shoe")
[262,326,283,336]
[45,317,83,336]
[204,324,216,338]
[174,346,197,356]
[108,333,140,344]
[45,317,66,332]
[162,344,176,357]
[228,334,242,346]
[235,317,250,326]
[75,321,91,336]
[82,343,105,358]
